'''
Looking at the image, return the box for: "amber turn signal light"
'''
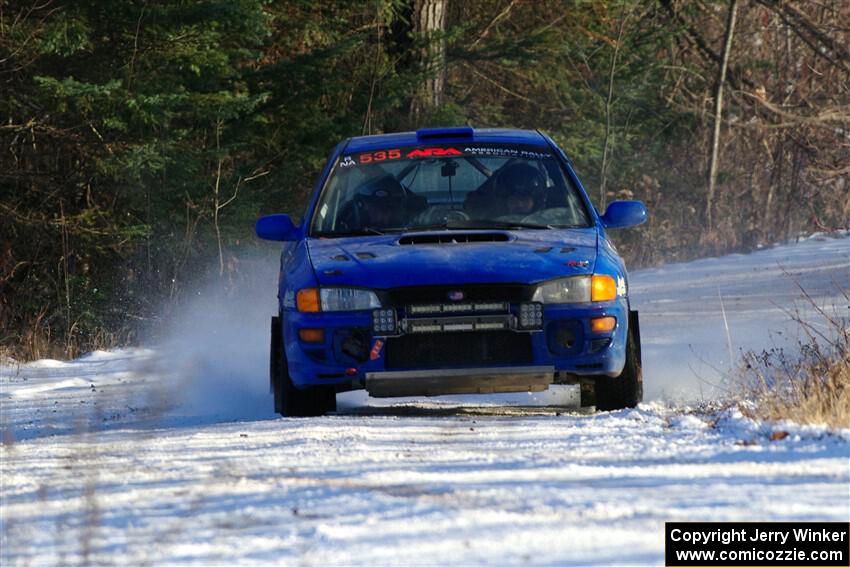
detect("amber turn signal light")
[298,328,325,343]
[296,288,320,312]
[590,316,616,333]
[591,275,617,302]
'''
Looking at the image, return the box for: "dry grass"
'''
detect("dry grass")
[0,309,133,362]
[737,289,850,429]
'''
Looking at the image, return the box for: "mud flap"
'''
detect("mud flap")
[270,315,281,394]
[629,310,642,367]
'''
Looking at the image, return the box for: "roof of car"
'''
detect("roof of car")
[344,127,549,154]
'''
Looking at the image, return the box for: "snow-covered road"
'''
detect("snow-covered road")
[2,233,848,565]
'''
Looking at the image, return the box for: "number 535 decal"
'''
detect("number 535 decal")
[359,149,401,164]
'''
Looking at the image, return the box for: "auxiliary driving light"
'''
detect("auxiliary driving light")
[298,328,325,343]
[371,308,397,335]
[518,302,544,330]
[590,316,616,333]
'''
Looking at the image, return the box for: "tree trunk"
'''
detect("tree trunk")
[705,0,738,230]
[599,8,632,211]
[409,0,448,126]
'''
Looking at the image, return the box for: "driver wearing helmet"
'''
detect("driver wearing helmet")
[465,162,546,218]
[339,174,420,231]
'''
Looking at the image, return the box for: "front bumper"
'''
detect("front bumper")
[283,299,628,391]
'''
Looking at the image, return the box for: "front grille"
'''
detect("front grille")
[382,284,531,305]
[384,331,533,369]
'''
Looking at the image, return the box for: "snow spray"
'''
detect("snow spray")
[151,249,281,422]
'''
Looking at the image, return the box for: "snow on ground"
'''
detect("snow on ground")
[1,232,848,565]
[633,231,850,401]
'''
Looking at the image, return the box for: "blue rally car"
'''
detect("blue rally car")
[256,127,647,416]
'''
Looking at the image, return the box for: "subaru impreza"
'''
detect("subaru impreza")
[257,127,647,416]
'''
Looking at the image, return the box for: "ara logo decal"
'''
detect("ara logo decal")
[617,276,627,297]
[370,339,384,361]
[406,147,462,159]
[339,156,356,168]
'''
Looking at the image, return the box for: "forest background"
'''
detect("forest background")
[1,0,848,359]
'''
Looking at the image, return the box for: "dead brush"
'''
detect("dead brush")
[737,286,849,428]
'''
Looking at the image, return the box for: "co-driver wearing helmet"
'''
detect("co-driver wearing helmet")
[465,162,546,219]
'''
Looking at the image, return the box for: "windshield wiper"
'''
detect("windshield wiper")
[314,227,386,238]
[447,219,556,230]
[318,220,561,237]
[388,222,449,232]
[379,219,558,233]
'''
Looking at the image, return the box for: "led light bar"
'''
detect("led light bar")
[406,302,508,315]
[475,321,507,331]
[442,323,475,332]
[472,302,506,312]
[408,322,443,333]
[406,315,511,334]
[408,304,444,315]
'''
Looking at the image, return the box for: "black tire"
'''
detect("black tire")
[270,316,337,417]
[595,310,643,411]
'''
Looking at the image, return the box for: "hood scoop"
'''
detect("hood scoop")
[398,232,510,245]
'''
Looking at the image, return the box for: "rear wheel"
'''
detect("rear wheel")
[270,316,337,417]
[594,310,643,411]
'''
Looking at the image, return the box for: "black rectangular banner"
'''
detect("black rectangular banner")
[666,522,849,566]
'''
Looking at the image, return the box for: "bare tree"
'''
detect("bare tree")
[599,5,635,210]
[705,0,739,230]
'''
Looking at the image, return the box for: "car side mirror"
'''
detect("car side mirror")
[600,201,647,229]
[256,214,299,241]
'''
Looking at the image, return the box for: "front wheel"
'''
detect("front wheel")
[594,310,643,411]
[270,316,337,417]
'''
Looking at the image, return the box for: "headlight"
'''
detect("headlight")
[319,288,381,311]
[531,275,617,304]
[532,276,591,303]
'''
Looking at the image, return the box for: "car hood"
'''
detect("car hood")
[307,229,598,288]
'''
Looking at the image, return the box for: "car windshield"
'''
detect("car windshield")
[310,143,591,236]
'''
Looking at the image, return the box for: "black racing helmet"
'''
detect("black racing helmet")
[495,163,546,204]
[353,174,408,226]
[355,174,406,203]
